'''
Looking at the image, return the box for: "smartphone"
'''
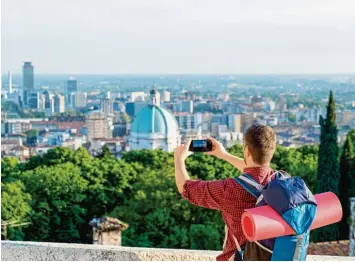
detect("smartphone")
[189,139,213,152]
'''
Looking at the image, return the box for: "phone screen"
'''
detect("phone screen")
[193,140,207,148]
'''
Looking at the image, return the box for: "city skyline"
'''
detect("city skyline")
[2,0,355,75]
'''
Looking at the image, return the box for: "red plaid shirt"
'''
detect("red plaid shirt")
[182,166,274,261]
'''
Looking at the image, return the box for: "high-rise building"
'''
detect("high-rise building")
[75,92,87,108]
[66,78,77,107]
[85,111,113,140]
[67,78,77,93]
[43,90,54,117]
[101,98,113,115]
[180,100,193,113]
[8,71,12,94]
[22,62,34,107]
[54,94,65,113]
[162,91,171,102]
[227,114,242,133]
[28,92,40,109]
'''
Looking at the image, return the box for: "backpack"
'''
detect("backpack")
[234,171,317,261]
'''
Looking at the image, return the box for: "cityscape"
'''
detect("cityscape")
[2,0,355,259]
[2,62,355,160]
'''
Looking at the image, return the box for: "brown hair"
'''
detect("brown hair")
[244,124,276,165]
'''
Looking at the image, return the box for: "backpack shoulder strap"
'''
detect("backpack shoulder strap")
[234,173,263,199]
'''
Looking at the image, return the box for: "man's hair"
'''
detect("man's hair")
[244,124,276,165]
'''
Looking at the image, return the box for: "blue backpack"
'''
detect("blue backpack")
[235,171,317,261]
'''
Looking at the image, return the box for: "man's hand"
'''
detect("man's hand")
[174,140,193,162]
[205,137,227,159]
[174,140,193,194]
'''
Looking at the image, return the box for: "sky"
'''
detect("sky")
[1,0,355,74]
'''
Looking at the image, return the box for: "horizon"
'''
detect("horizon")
[2,0,355,75]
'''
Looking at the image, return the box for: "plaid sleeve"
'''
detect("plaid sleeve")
[182,179,227,210]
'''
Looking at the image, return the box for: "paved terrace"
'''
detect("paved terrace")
[1,241,353,261]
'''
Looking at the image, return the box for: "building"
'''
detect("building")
[8,71,12,94]
[175,113,195,130]
[43,90,54,117]
[66,78,77,106]
[179,100,193,113]
[125,101,148,117]
[227,114,242,133]
[53,94,65,113]
[28,92,40,109]
[101,98,114,115]
[75,92,88,108]
[162,91,171,102]
[131,92,146,102]
[22,62,34,107]
[85,111,113,140]
[128,88,180,152]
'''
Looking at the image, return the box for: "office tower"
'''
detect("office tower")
[163,91,171,102]
[85,111,113,140]
[43,90,54,117]
[67,78,77,93]
[101,98,113,115]
[8,71,12,94]
[180,100,193,113]
[227,114,242,133]
[106,91,111,99]
[66,78,77,107]
[22,62,34,106]
[28,92,40,109]
[75,92,87,108]
[54,94,65,113]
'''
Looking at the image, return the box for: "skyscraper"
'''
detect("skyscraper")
[74,92,88,108]
[101,98,114,115]
[8,71,12,94]
[66,78,77,107]
[54,94,65,113]
[22,62,34,106]
[28,92,40,109]
[43,90,54,117]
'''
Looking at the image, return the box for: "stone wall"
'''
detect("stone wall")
[1,241,353,261]
[350,197,355,257]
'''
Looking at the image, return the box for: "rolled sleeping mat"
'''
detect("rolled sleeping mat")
[241,192,342,242]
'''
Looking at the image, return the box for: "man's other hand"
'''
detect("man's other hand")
[174,140,193,162]
[205,137,227,158]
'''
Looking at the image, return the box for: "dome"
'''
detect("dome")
[130,105,178,136]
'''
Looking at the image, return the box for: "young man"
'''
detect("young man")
[174,124,277,261]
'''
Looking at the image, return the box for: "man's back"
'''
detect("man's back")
[183,166,274,261]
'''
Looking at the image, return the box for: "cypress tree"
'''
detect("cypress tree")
[339,130,355,240]
[313,91,340,242]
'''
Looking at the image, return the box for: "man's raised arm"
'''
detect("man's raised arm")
[206,137,246,173]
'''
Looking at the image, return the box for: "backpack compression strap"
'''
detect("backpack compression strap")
[234,174,263,199]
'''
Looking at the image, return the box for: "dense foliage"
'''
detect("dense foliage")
[314,91,341,242]
[339,130,355,240]
[2,143,324,247]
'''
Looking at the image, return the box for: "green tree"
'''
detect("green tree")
[22,163,88,242]
[25,129,39,146]
[1,181,32,240]
[313,91,340,242]
[339,130,355,240]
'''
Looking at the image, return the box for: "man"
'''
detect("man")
[174,124,277,261]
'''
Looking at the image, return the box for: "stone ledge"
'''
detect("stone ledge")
[1,241,353,261]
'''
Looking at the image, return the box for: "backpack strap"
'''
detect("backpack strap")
[234,173,263,199]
